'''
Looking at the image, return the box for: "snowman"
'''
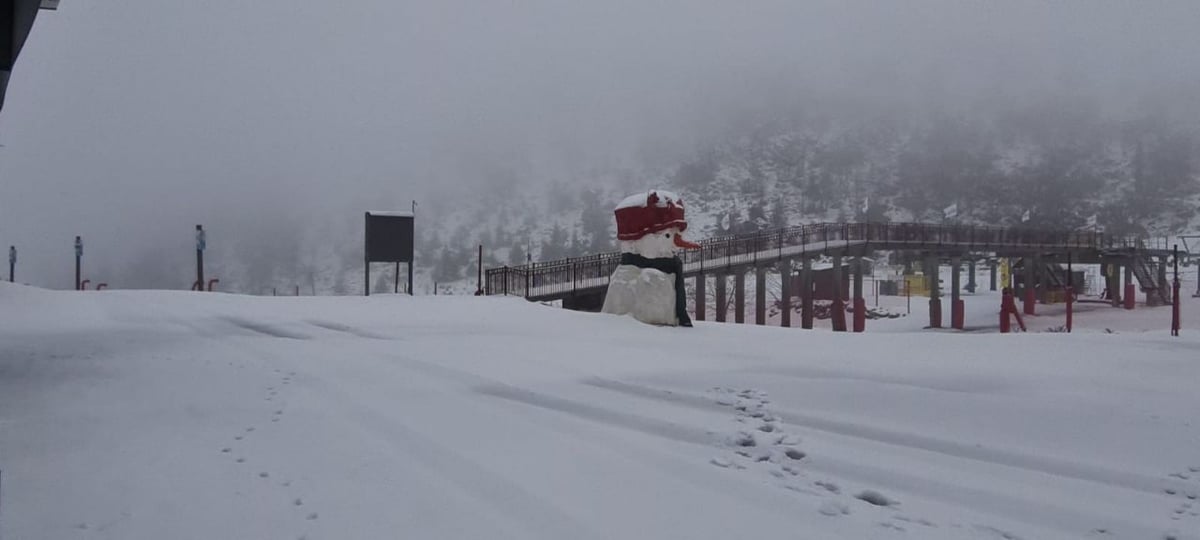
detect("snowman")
[601,190,700,327]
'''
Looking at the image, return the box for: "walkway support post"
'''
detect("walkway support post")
[951,256,964,330]
[1123,262,1135,310]
[966,258,977,293]
[1023,255,1036,315]
[1156,257,1169,306]
[1106,261,1121,307]
[715,272,728,323]
[801,257,814,329]
[779,260,792,327]
[852,256,865,332]
[694,274,707,322]
[927,255,942,328]
[831,255,847,332]
[734,271,746,324]
[755,266,767,325]
[989,259,997,291]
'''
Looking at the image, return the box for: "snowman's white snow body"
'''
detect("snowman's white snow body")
[601,190,697,326]
[602,229,687,325]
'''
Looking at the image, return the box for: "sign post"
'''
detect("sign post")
[196,225,206,291]
[74,236,82,290]
[1173,245,1181,337]
[8,246,14,282]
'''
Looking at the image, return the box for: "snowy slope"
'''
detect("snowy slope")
[2,283,1199,540]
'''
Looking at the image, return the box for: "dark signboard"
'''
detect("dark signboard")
[365,212,414,263]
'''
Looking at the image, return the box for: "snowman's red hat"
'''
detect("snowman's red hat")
[614,190,690,241]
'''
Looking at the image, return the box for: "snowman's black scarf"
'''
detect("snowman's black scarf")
[618,253,693,327]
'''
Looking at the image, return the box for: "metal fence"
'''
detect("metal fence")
[485,222,1160,300]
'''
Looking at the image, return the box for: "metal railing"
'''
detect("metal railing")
[484,222,1162,300]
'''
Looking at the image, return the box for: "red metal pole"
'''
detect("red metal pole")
[96,283,108,290]
[207,279,219,292]
[81,279,90,290]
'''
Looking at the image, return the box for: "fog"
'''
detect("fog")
[2,1,1199,289]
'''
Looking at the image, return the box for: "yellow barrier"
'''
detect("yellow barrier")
[904,274,930,297]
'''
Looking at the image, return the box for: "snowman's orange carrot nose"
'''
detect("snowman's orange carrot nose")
[674,234,700,250]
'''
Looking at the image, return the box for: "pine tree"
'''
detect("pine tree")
[769,197,788,229]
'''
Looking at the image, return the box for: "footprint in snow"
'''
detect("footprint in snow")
[306,512,318,521]
[293,498,303,506]
[710,457,733,468]
[894,515,936,527]
[221,447,231,453]
[234,435,244,441]
[777,434,802,446]
[246,427,255,432]
[818,501,850,517]
[856,490,896,507]
[815,480,840,494]
[236,458,246,463]
[259,472,269,479]
[733,432,757,447]
[783,448,806,460]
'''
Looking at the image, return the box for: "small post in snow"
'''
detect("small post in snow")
[74,236,82,290]
[195,225,206,291]
[476,244,483,296]
[1066,252,1073,333]
[8,245,14,282]
[1172,244,1181,337]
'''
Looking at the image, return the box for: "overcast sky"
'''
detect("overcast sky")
[3,1,1200,288]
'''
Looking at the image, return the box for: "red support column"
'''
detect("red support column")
[952,299,965,330]
[929,298,942,328]
[853,298,866,332]
[831,298,848,332]
[1023,287,1036,315]
[1123,283,1136,310]
[1000,289,1026,333]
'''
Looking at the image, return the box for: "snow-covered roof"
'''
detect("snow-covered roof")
[366,210,414,217]
[615,190,683,210]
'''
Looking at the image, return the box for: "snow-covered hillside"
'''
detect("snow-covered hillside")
[2,282,1198,539]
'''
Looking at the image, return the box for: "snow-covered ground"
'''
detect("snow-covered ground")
[2,280,1199,540]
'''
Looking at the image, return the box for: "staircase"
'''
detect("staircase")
[1043,263,1066,288]
[1132,241,1171,305]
